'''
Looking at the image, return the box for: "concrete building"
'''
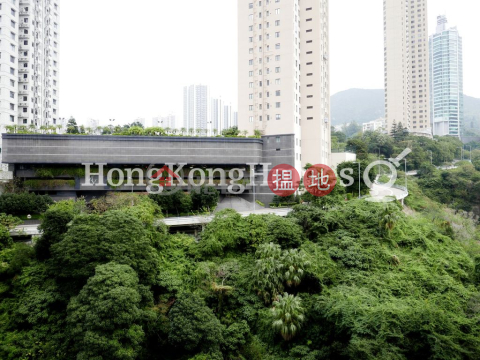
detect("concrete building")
[233,111,238,127]
[183,84,210,132]
[0,0,60,147]
[384,0,430,135]
[224,103,233,130]
[2,133,296,205]
[362,118,386,133]
[153,114,176,129]
[238,0,331,169]
[429,15,463,137]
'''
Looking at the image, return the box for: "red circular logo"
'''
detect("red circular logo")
[268,164,300,197]
[304,164,337,197]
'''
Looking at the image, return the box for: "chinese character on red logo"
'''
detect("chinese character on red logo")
[304,164,336,197]
[268,164,300,197]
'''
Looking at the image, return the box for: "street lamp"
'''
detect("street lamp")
[353,162,361,199]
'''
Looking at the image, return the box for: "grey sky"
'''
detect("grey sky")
[60,0,480,126]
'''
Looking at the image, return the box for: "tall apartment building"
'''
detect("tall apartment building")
[211,97,223,133]
[384,0,430,135]
[238,0,331,169]
[429,15,463,137]
[183,84,209,132]
[0,0,60,131]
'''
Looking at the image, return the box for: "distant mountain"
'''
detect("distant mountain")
[330,89,385,126]
[331,89,480,129]
[464,95,480,132]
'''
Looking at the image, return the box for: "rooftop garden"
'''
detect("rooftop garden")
[4,118,263,139]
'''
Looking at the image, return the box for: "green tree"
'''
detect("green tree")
[253,243,285,303]
[36,201,78,260]
[168,292,224,355]
[271,293,305,341]
[282,249,309,287]
[191,185,220,211]
[66,117,79,134]
[222,126,240,137]
[67,262,154,360]
[50,210,160,287]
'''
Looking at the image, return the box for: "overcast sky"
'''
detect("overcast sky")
[59,0,480,126]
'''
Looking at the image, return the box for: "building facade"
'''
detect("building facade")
[153,114,176,129]
[183,84,210,132]
[429,15,463,137]
[238,0,331,169]
[384,0,430,135]
[362,118,386,133]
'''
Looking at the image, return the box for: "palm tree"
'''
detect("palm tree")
[171,128,177,135]
[213,129,218,137]
[271,293,305,341]
[242,130,248,137]
[254,129,262,138]
[56,125,63,134]
[282,249,309,287]
[188,128,195,136]
[380,205,400,236]
[180,127,187,136]
[164,127,171,135]
[29,124,37,133]
[195,128,202,137]
[253,243,284,304]
[96,126,103,135]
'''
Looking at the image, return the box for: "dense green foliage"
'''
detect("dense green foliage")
[0,192,53,215]
[149,186,219,216]
[1,182,480,359]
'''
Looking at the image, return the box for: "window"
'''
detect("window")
[249,37,253,42]
[276,136,280,143]
[11,9,15,16]
[249,2,253,8]
[249,71,253,77]
[249,25,253,31]
[23,107,27,113]
[10,32,15,40]
[9,67,14,75]
[11,20,15,28]
[9,55,14,63]
[249,94,253,99]
[275,43,280,49]
[275,20,280,26]
[276,90,281,96]
[276,102,281,108]
[249,82,253,88]
[9,103,14,110]
[249,48,253,54]
[276,114,281,120]
[10,43,15,51]
[275,32,280,37]
[249,105,254,111]
[9,115,14,122]
[275,8,280,14]
[9,79,14,86]
[249,59,253,65]
[249,116,254,123]
[275,55,280,61]
[275,67,280,73]
[275,79,281,84]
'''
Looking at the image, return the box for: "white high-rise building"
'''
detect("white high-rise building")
[211,98,224,134]
[429,16,463,137]
[153,114,176,129]
[238,0,331,168]
[384,0,430,135]
[183,84,210,132]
